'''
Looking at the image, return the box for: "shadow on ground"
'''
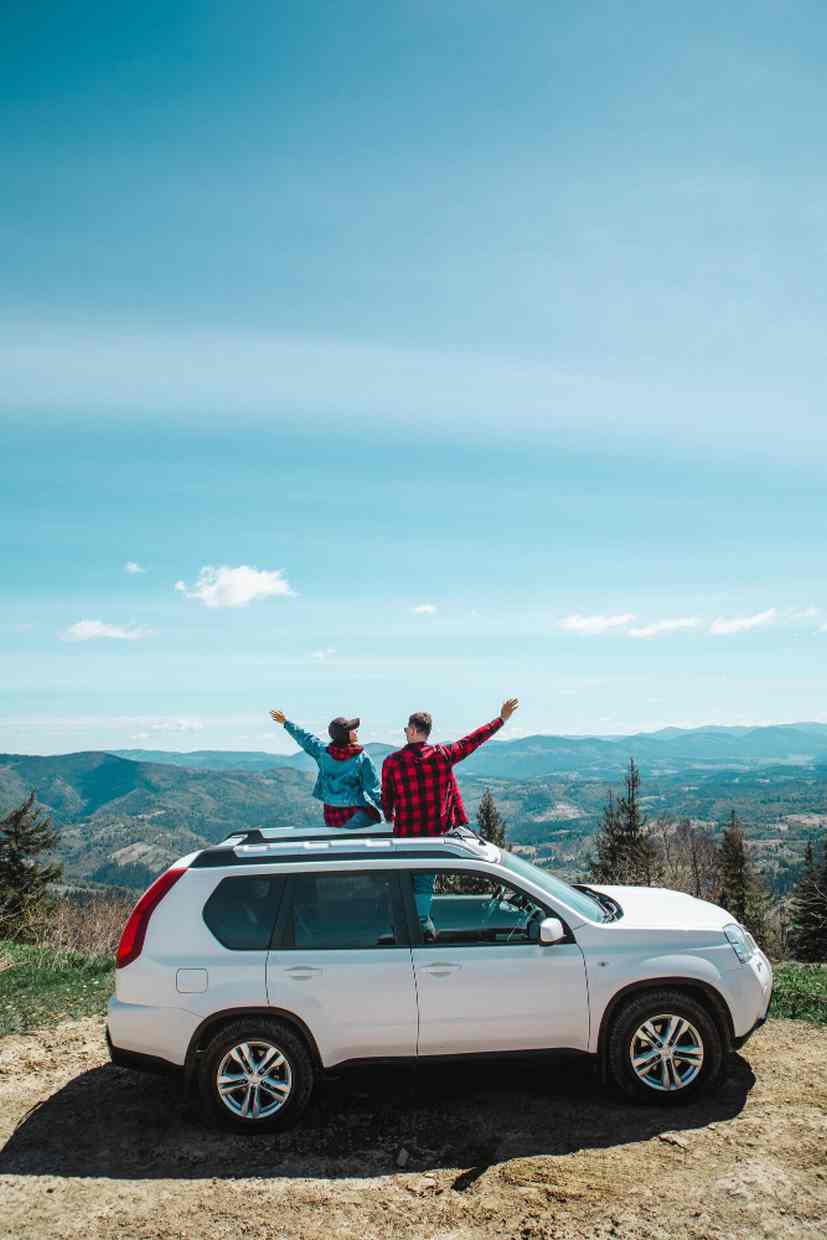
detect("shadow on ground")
[0,1052,755,1182]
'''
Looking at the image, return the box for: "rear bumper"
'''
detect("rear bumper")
[106,995,199,1066]
[106,1025,180,1076]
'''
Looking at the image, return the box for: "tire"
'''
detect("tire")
[607,988,725,1105]
[199,1018,315,1133]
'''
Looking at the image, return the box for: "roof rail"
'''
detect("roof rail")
[192,826,498,870]
[221,826,489,848]
[221,827,395,847]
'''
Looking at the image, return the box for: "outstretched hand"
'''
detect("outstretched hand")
[499,697,519,722]
[269,709,287,725]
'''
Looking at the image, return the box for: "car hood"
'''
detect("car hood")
[587,884,734,932]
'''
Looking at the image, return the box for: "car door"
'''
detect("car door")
[266,868,418,1067]
[405,867,590,1055]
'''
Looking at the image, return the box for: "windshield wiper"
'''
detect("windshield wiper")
[574,884,622,923]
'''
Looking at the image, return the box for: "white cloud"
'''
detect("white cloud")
[176,565,294,608]
[128,719,204,739]
[627,617,701,639]
[124,561,145,575]
[558,613,636,635]
[311,648,336,661]
[61,619,157,642]
[787,606,818,619]
[414,604,437,615]
[819,623,827,633]
[708,608,777,636]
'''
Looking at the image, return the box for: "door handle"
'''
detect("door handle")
[284,966,323,980]
[420,962,463,977]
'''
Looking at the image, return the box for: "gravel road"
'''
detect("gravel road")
[1,1017,825,1239]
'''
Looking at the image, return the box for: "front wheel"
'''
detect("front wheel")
[199,1018,315,1132]
[607,989,725,1104]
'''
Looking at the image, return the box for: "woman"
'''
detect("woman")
[269,709,382,828]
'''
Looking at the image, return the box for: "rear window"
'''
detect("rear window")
[286,871,401,949]
[203,876,285,950]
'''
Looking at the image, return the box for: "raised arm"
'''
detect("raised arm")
[270,709,326,761]
[439,697,519,765]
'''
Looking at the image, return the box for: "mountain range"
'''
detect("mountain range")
[112,722,827,779]
[2,723,826,893]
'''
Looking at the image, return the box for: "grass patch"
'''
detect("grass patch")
[0,940,114,1036]
[769,962,827,1025]
[1,939,826,1040]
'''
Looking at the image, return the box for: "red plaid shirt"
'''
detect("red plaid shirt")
[381,717,503,837]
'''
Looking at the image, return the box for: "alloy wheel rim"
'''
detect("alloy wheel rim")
[216,1040,293,1119]
[629,1013,704,1092]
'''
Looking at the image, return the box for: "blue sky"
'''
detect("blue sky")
[2,1,826,754]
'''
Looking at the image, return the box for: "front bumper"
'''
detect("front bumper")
[732,957,773,1049]
[732,1006,769,1050]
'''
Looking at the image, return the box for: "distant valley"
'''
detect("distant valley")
[2,722,826,893]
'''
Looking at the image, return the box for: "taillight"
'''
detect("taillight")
[116,866,187,969]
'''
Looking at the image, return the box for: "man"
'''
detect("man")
[381,698,519,928]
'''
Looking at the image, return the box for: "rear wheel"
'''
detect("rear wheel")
[199,1019,314,1132]
[608,989,724,1104]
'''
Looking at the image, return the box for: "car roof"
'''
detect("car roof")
[189,825,502,869]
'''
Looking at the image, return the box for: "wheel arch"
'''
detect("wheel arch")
[184,1006,323,1085]
[596,977,735,1079]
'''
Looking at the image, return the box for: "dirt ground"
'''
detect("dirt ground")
[1,1018,825,1240]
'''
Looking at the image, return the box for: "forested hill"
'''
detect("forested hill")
[0,751,321,888]
[1,736,826,895]
[0,751,318,833]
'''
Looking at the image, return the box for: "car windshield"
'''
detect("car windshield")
[498,850,606,921]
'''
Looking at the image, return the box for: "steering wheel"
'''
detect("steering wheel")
[482,884,509,922]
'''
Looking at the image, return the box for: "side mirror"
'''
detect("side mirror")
[539,917,565,945]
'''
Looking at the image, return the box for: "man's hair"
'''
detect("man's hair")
[407,711,432,738]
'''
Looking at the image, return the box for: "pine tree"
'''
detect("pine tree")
[819,843,827,960]
[476,788,507,848]
[590,759,660,886]
[590,791,624,882]
[788,839,827,962]
[717,810,770,947]
[0,792,62,938]
[718,811,750,922]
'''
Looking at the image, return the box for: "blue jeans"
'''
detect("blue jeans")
[414,872,435,923]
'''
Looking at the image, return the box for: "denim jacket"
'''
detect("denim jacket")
[284,720,383,812]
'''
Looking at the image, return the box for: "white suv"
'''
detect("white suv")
[107,826,772,1132]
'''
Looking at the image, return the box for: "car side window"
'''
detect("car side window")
[202,876,286,950]
[408,870,549,945]
[285,871,402,949]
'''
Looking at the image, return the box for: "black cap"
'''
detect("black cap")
[328,716,360,745]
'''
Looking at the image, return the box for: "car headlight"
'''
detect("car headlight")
[724,923,755,964]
